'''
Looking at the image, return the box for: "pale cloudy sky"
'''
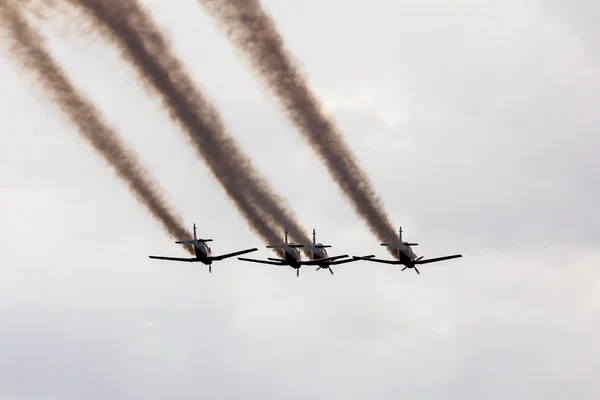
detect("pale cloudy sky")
[1,0,599,398]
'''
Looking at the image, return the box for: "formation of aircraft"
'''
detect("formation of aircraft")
[149,224,462,276]
[237,229,356,277]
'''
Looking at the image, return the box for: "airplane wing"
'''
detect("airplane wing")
[210,248,258,261]
[319,254,349,262]
[351,255,375,260]
[237,257,286,265]
[414,254,462,264]
[328,257,362,265]
[149,255,200,262]
[354,255,402,265]
[300,255,350,265]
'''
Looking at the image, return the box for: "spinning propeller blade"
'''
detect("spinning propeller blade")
[316,266,334,275]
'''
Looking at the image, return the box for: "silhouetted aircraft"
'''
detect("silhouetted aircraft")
[238,229,348,277]
[354,227,462,274]
[309,229,359,275]
[149,223,258,273]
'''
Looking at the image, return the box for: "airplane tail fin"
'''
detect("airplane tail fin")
[380,225,418,247]
[380,227,418,246]
[266,229,306,248]
[175,223,213,244]
[312,229,331,248]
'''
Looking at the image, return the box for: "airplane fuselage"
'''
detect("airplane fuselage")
[281,245,302,268]
[193,241,212,264]
[312,244,329,267]
[393,243,418,268]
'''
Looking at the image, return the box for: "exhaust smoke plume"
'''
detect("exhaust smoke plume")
[198,0,400,256]
[0,0,193,254]
[58,0,313,255]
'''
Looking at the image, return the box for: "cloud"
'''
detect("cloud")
[0,0,598,398]
[539,0,600,54]
[292,0,600,249]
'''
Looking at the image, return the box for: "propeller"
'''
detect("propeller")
[413,256,422,274]
[316,266,334,275]
[401,257,422,274]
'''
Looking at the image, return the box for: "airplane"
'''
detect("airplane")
[237,228,350,277]
[310,229,359,275]
[353,226,462,274]
[148,223,258,273]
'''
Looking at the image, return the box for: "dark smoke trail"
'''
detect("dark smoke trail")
[198,0,400,256]
[58,0,313,255]
[0,0,194,254]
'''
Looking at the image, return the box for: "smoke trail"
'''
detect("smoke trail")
[0,0,194,254]
[57,0,313,255]
[198,0,400,255]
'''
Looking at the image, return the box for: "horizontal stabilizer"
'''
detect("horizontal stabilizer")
[267,257,286,262]
[210,248,258,261]
[238,257,285,265]
[414,254,462,264]
[149,255,200,262]
[313,244,332,248]
[175,239,212,244]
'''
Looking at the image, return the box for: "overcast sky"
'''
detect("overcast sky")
[1,0,599,398]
